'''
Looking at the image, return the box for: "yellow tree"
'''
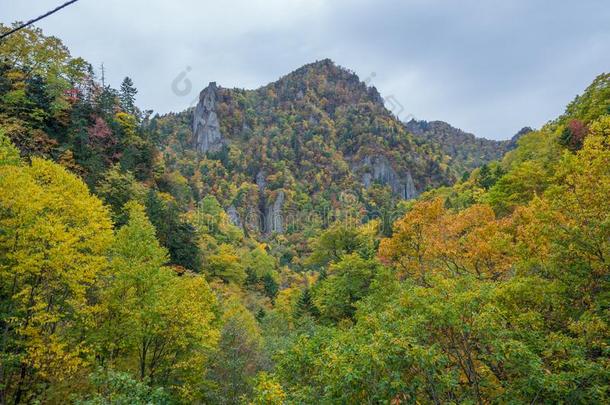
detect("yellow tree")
[379,199,514,283]
[442,204,514,280]
[378,198,446,284]
[515,115,610,315]
[250,372,286,405]
[0,152,113,403]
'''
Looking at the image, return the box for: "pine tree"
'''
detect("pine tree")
[294,288,319,318]
[262,273,279,300]
[119,76,138,116]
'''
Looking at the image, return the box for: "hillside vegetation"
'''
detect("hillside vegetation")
[0,24,609,404]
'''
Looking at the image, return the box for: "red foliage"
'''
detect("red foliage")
[64,88,80,102]
[566,119,588,149]
[87,116,120,162]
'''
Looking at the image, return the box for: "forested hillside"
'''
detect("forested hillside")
[153,59,456,242]
[405,119,531,177]
[0,24,609,404]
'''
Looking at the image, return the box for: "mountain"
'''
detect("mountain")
[2,24,610,404]
[157,59,511,237]
[0,22,517,270]
[404,119,532,176]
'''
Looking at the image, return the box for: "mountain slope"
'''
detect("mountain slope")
[158,59,498,237]
[405,119,531,176]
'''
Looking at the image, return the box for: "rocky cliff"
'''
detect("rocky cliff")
[354,155,418,199]
[264,190,285,234]
[193,82,224,153]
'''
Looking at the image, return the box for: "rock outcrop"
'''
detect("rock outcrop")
[355,155,418,200]
[265,191,285,234]
[254,171,284,234]
[226,205,242,228]
[193,82,224,153]
[256,170,267,191]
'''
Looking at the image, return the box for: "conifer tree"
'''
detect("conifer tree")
[119,76,138,116]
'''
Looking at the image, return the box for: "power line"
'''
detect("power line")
[0,0,80,41]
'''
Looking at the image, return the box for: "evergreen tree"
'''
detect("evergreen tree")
[294,288,319,318]
[97,85,119,118]
[119,76,138,116]
[262,272,279,300]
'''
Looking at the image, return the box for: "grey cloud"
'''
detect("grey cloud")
[2,0,609,139]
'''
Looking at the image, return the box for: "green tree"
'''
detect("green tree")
[293,288,319,319]
[209,299,263,404]
[262,272,279,300]
[0,24,88,115]
[313,254,380,322]
[75,368,170,405]
[145,190,203,272]
[206,244,246,284]
[307,221,376,268]
[96,202,219,401]
[95,165,145,225]
[0,130,20,165]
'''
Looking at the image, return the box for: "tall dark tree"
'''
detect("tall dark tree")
[294,288,319,319]
[119,76,138,116]
[96,85,119,118]
[145,189,202,272]
[262,273,279,300]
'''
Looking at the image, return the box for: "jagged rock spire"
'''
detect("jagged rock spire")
[193,82,224,153]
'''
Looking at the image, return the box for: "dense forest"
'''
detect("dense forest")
[0,24,609,404]
[405,119,530,176]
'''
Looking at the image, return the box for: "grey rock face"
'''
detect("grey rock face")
[355,155,418,199]
[193,82,224,153]
[508,126,533,148]
[256,171,267,191]
[403,171,417,200]
[265,191,285,234]
[253,171,284,234]
[226,205,241,228]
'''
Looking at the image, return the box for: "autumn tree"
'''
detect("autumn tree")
[250,372,286,405]
[378,198,445,284]
[379,199,514,282]
[95,202,219,401]
[0,151,113,403]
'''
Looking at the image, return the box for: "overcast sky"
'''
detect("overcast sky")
[2,0,609,139]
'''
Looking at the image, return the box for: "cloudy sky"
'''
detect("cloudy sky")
[2,0,609,139]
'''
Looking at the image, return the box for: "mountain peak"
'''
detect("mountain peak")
[269,59,384,108]
[303,58,336,69]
